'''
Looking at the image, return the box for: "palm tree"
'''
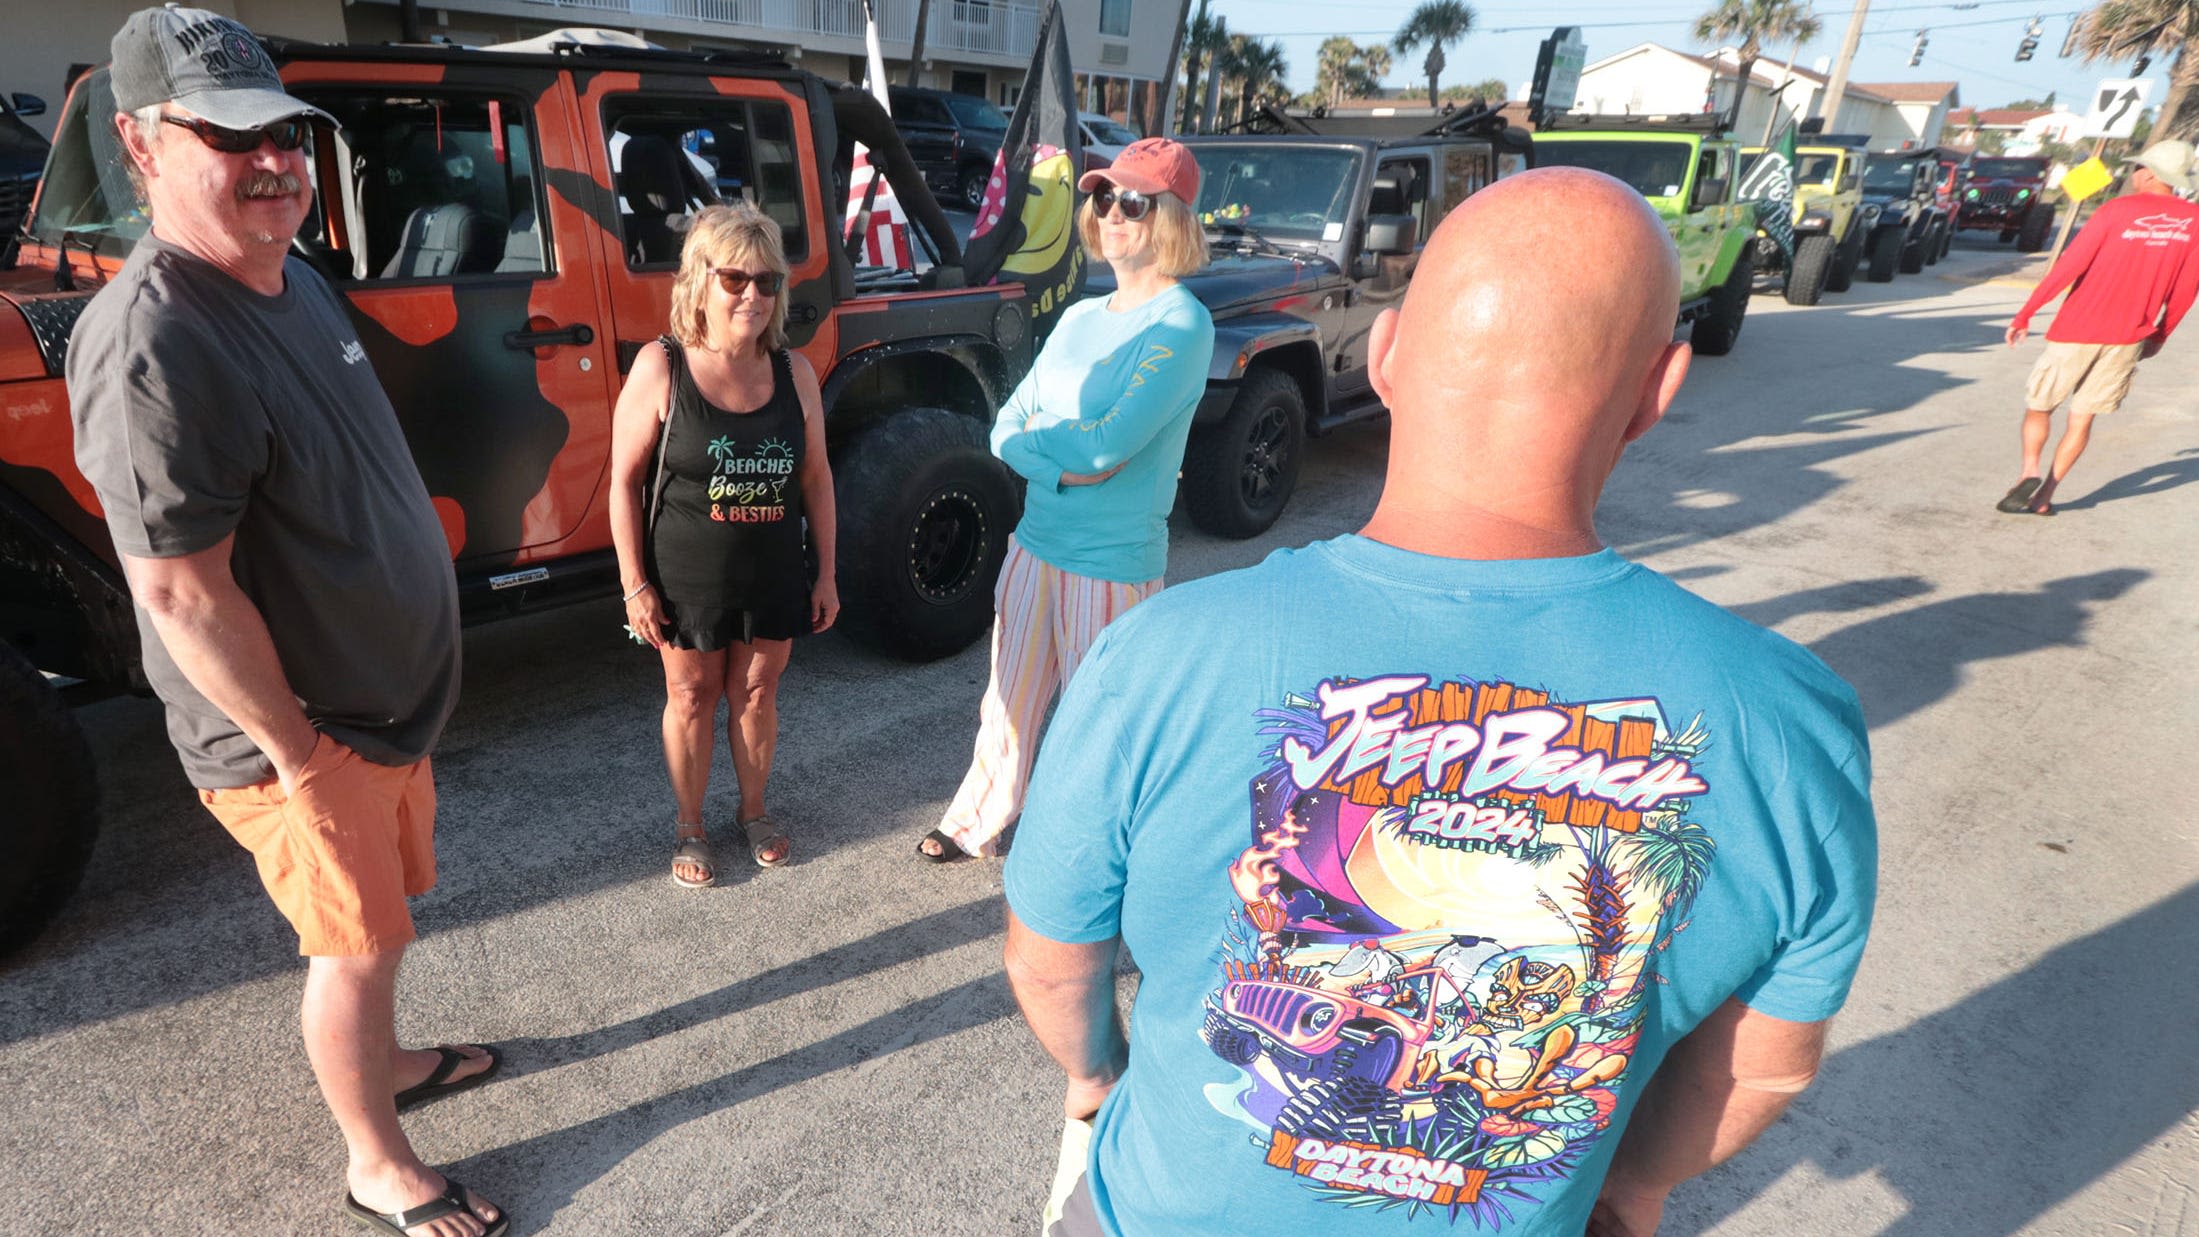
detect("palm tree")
[1317,35,1359,111]
[1232,38,1289,125]
[1692,0,1823,126]
[1393,1,1477,109]
[1179,1,1232,131]
[2071,0,2199,140]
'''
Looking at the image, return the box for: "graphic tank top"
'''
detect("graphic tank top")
[648,342,808,609]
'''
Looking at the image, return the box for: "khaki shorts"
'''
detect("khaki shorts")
[2024,340,2144,417]
[200,734,436,956]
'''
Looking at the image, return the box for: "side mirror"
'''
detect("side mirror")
[1840,171,1859,191]
[9,93,44,118]
[1692,176,1727,208]
[1363,213,1415,256]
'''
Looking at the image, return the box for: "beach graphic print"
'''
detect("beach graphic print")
[1203,675,1716,1226]
[707,435,795,524]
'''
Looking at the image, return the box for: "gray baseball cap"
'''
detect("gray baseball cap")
[2123,140,2196,194]
[109,4,332,129]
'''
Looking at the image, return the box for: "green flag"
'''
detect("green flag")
[1741,125,1798,262]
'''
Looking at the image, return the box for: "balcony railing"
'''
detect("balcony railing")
[531,0,1041,59]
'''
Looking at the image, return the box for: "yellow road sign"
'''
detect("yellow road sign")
[2061,157,2114,202]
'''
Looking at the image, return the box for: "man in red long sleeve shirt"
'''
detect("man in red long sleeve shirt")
[1997,140,2198,516]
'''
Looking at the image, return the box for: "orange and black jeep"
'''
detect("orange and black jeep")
[0,35,1047,955]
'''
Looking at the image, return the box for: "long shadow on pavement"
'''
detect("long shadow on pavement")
[445,971,1014,1228]
[2050,447,2199,513]
[1667,879,2199,1237]
[490,896,1003,1077]
[1800,568,2146,729]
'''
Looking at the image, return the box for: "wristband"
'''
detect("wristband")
[622,582,650,601]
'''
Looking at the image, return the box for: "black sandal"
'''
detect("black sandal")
[343,1176,509,1236]
[394,1043,502,1112]
[917,828,972,864]
[1996,476,2044,513]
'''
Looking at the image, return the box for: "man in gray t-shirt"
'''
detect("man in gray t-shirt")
[66,9,505,1235]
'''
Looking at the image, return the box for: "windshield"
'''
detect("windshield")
[25,69,151,255]
[1190,143,1361,239]
[1863,157,1921,191]
[946,94,1006,132]
[1796,152,1841,186]
[1086,117,1138,146]
[1969,157,2045,180]
[1533,139,1693,199]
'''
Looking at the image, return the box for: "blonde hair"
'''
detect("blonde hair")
[669,201,790,354]
[1078,190,1208,278]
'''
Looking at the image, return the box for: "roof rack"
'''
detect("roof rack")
[1538,111,1728,135]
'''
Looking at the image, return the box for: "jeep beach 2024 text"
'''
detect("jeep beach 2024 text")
[0,33,1061,955]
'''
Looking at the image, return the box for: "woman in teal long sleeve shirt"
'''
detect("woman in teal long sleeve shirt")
[920,139,1216,863]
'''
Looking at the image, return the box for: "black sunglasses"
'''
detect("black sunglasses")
[713,267,784,296]
[161,113,309,154]
[1092,183,1154,222]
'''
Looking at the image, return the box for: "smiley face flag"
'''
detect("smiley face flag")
[964,0,1085,341]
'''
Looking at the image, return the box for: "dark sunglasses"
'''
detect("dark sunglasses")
[713,267,784,296]
[1092,183,1154,222]
[161,113,309,154]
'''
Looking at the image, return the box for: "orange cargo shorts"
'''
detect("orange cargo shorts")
[199,734,437,956]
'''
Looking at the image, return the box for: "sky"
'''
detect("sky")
[1205,0,2175,118]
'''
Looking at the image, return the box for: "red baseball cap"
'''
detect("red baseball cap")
[1078,137,1201,204]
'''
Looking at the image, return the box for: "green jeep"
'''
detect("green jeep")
[1533,114,1756,355]
[1742,142,1872,304]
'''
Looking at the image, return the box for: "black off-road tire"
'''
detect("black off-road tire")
[1784,234,1835,306]
[1202,1009,1262,1067]
[1184,367,1306,539]
[1275,1075,1402,1141]
[1899,226,1928,274]
[0,642,99,962]
[1999,227,2018,244]
[1690,246,1754,357]
[1827,225,1864,293]
[958,164,989,211]
[833,407,1021,661]
[1923,219,1945,266]
[1937,219,1954,261]
[2016,205,2054,253]
[1867,226,1904,282]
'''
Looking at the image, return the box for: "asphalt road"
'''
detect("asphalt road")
[5,236,2196,1236]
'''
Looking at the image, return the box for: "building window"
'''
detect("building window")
[1099,0,1132,38]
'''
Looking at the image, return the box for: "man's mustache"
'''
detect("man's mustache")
[238,171,303,200]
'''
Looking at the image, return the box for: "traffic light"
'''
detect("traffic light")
[2016,18,2042,61]
[1910,29,1929,66]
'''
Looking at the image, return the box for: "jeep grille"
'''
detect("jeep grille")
[1233,982,1319,1033]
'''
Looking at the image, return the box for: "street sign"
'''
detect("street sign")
[2060,156,2114,202]
[2085,77,2154,139]
[1530,27,1588,125]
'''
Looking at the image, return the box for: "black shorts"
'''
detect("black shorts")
[658,593,809,649]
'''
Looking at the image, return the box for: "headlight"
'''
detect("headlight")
[1965,188,1979,199]
[1800,211,1831,228]
[2016,189,2031,198]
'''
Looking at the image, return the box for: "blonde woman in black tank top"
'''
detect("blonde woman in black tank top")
[608,203,838,888]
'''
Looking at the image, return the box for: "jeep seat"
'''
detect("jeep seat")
[381,201,501,278]
[495,174,544,274]
[617,135,688,265]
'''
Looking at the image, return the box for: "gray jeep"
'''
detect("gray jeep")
[1085,121,1511,537]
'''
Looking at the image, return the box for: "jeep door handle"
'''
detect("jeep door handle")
[787,303,819,325]
[504,322,595,350]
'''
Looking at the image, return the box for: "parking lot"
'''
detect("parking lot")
[4,237,2196,1235]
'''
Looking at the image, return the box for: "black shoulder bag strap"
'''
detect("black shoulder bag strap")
[645,334,683,544]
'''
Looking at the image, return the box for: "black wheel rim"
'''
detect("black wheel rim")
[1239,405,1291,507]
[906,485,990,605]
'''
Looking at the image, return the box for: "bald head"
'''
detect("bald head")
[1363,167,1694,558]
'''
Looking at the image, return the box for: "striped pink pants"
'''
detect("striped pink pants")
[936,537,1161,856]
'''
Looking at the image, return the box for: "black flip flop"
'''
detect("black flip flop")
[1996,477,2044,513]
[394,1043,502,1113]
[344,1176,509,1237]
[917,828,972,864]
